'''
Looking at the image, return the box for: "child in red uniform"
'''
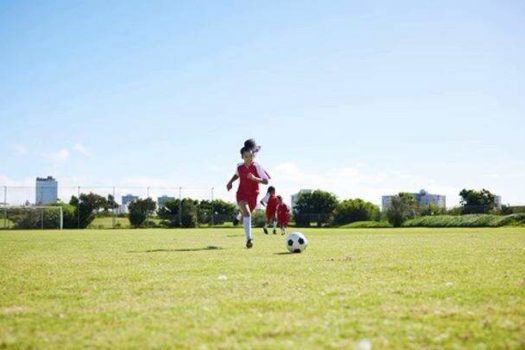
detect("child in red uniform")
[260,186,278,234]
[276,196,290,235]
[226,139,270,248]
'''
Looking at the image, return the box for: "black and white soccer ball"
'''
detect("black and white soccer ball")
[286,232,308,253]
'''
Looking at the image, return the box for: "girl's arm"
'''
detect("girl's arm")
[226,174,238,191]
[247,173,269,185]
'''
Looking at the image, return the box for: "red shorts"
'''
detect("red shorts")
[278,215,289,226]
[236,192,257,212]
[266,209,277,220]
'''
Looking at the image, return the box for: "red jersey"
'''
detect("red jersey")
[266,195,278,214]
[261,193,278,213]
[277,203,290,223]
[236,162,270,196]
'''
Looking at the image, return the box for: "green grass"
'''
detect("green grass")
[89,216,131,229]
[403,213,525,227]
[339,221,392,228]
[1,228,524,349]
[88,217,236,229]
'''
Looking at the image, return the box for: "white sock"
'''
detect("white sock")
[236,213,242,221]
[273,221,277,230]
[243,216,252,241]
[264,222,268,229]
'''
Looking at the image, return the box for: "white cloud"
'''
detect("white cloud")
[73,143,92,157]
[13,145,28,155]
[268,162,463,207]
[48,148,69,164]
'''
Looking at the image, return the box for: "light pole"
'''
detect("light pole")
[4,186,7,229]
[211,187,214,226]
[178,186,182,227]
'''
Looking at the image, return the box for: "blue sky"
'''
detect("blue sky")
[1,0,524,206]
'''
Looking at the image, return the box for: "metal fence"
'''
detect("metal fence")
[0,185,235,230]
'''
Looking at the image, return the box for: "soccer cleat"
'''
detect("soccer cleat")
[246,239,253,249]
[232,217,239,226]
[263,227,268,234]
[273,229,277,235]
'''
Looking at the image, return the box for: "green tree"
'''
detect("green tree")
[158,198,198,228]
[332,198,380,225]
[198,199,237,225]
[69,193,108,228]
[293,190,338,227]
[419,203,445,216]
[386,192,418,227]
[128,198,157,228]
[459,188,496,214]
[8,206,64,229]
[500,204,513,215]
[106,194,119,212]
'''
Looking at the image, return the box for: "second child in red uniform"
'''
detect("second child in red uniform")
[226,140,270,248]
[276,196,290,235]
[260,186,278,234]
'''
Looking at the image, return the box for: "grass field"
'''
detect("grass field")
[1,228,524,349]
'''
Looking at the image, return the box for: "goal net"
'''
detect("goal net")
[1,206,63,230]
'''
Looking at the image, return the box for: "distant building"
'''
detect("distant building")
[119,194,139,214]
[494,195,502,209]
[122,194,138,206]
[157,195,175,208]
[382,189,446,211]
[291,189,312,210]
[35,176,58,204]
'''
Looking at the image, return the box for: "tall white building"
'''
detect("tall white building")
[291,189,312,210]
[35,176,58,204]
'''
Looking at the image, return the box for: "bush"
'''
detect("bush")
[251,209,266,228]
[386,193,417,227]
[7,207,63,229]
[198,200,237,225]
[402,214,525,227]
[459,188,497,214]
[128,198,157,228]
[293,190,338,227]
[68,193,108,228]
[158,198,198,228]
[332,199,379,226]
[419,203,445,216]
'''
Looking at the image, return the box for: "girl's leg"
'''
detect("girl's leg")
[263,217,269,234]
[238,201,252,247]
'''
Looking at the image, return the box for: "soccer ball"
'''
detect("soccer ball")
[286,232,308,253]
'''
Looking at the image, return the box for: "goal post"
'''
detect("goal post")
[1,205,63,230]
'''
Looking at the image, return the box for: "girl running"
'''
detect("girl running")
[276,195,290,235]
[226,139,270,248]
[260,186,278,234]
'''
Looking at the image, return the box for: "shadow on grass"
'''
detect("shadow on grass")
[128,246,223,253]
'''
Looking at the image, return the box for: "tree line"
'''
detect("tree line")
[4,188,511,229]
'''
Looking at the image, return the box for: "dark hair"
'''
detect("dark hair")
[277,195,283,201]
[267,186,275,193]
[240,146,252,155]
[243,139,261,153]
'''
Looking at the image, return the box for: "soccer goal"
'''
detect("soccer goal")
[1,206,63,230]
